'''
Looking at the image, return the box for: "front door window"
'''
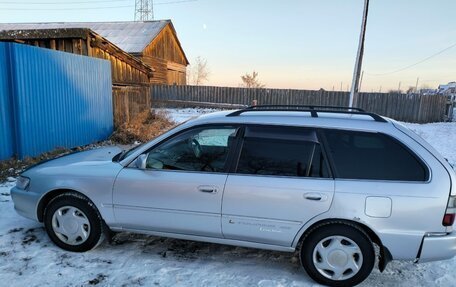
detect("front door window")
[146,126,238,173]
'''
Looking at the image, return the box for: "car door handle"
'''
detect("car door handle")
[304,192,326,201]
[198,185,218,194]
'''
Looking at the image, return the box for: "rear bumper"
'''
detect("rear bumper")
[417,232,456,263]
[10,186,40,221]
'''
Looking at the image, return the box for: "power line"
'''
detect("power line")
[366,42,456,76]
[0,0,128,4]
[0,5,132,10]
[0,0,196,10]
[155,0,196,5]
[0,0,195,5]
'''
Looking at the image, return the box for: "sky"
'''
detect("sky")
[1,0,456,91]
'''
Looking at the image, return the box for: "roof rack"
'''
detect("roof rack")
[226,105,387,122]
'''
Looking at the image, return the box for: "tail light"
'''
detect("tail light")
[443,214,455,226]
[443,195,456,226]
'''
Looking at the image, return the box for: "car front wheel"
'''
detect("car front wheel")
[300,222,375,287]
[44,192,105,252]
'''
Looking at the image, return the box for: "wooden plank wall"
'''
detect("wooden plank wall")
[142,24,187,65]
[152,85,448,123]
[356,92,447,123]
[113,85,151,127]
[167,69,186,85]
[20,38,86,54]
[91,46,149,85]
[141,55,186,85]
[140,23,188,85]
[141,56,168,84]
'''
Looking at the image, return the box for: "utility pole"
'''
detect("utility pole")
[349,0,369,107]
[398,81,401,93]
[135,0,154,21]
[415,77,420,93]
[359,70,364,92]
[379,85,382,93]
[340,82,343,91]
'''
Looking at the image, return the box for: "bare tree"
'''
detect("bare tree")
[240,71,265,88]
[187,56,209,86]
[406,86,415,94]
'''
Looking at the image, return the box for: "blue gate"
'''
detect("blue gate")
[0,42,113,160]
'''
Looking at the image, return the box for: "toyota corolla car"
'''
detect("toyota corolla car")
[11,105,456,286]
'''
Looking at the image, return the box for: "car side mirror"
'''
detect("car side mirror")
[135,154,147,170]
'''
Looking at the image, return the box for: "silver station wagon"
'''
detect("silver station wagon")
[11,106,456,286]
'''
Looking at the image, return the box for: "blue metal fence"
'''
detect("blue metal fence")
[0,44,15,160]
[0,42,113,160]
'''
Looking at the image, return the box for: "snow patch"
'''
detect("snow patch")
[159,108,221,123]
[404,121,456,167]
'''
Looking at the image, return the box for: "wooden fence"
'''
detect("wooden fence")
[113,85,150,127]
[152,85,449,123]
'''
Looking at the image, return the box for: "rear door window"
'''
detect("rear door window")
[323,129,428,181]
[235,126,330,178]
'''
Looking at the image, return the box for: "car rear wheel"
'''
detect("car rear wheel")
[44,192,105,252]
[300,223,375,287]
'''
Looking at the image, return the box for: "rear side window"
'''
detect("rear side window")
[323,129,428,181]
[235,126,330,178]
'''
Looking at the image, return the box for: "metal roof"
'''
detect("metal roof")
[0,20,170,53]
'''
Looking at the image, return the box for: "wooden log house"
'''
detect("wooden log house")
[0,20,189,125]
[0,20,189,85]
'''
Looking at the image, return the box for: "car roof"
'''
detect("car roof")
[186,110,394,132]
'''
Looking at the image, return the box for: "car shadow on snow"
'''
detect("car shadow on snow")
[110,231,302,268]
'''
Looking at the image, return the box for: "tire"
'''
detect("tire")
[44,192,105,252]
[300,222,375,287]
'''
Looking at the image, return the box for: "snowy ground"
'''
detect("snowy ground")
[1,109,456,286]
[405,122,456,168]
[160,108,221,123]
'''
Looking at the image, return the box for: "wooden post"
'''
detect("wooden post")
[50,39,56,50]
